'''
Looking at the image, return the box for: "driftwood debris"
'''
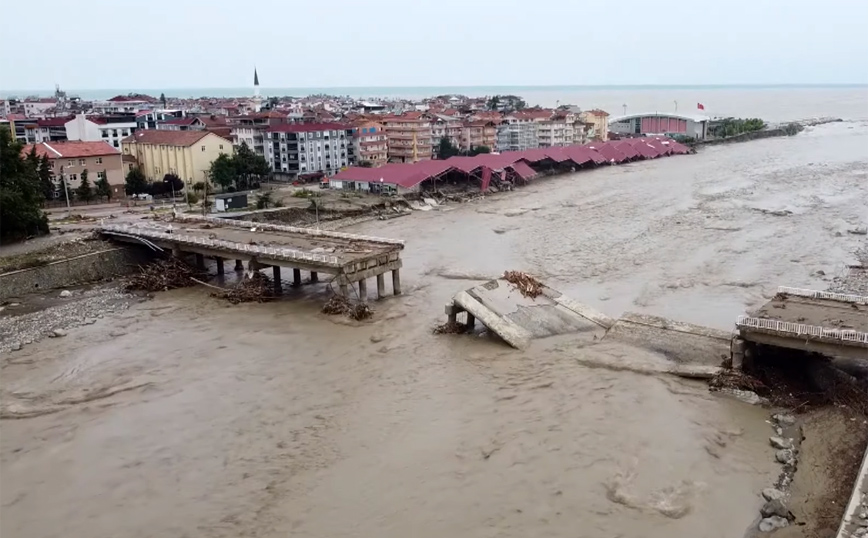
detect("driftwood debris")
[208,273,275,304]
[322,294,373,321]
[126,257,202,292]
[502,270,544,298]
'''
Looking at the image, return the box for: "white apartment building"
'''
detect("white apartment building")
[23,99,56,117]
[496,116,539,152]
[265,123,356,178]
[65,114,137,149]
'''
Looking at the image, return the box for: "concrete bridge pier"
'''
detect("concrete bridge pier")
[310,271,319,283]
[466,312,476,330]
[195,253,205,271]
[339,283,348,297]
[392,269,402,295]
[731,337,746,370]
[172,244,183,258]
[358,278,368,302]
[216,258,224,275]
[377,274,386,299]
[272,266,282,295]
[293,268,302,287]
[234,259,244,271]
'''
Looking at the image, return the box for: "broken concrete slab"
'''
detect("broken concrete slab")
[603,312,732,366]
[448,279,608,349]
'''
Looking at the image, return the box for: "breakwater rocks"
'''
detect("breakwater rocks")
[701,117,842,147]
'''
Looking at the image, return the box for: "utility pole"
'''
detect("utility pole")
[60,165,71,216]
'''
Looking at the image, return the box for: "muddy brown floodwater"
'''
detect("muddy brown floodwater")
[2,120,867,538]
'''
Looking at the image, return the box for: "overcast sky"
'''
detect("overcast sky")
[2,0,867,91]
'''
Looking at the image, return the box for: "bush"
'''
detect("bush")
[292,188,314,198]
[186,191,200,204]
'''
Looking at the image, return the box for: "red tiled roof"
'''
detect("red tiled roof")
[159,117,198,126]
[108,94,157,103]
[266,122,350,133]
[122,130,215,146]
[22,141,120,159]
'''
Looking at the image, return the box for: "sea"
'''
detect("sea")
[3,84,868,122]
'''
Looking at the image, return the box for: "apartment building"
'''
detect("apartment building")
[22,140,125,197]
[65,113,138,149]
[22,98,57,117]
[351,120,388,167]
[227,112,287,157]
[580,109,610,141]
[121,130,233,184]
[495,114,540,152]
[430,114,463,157]
[264,123,355,178]
[382,112,432,163]
[34,117,72,142]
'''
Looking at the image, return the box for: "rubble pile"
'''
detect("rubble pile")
[502,270,544,298]
[433,321,466,335]
[321,294,373,321]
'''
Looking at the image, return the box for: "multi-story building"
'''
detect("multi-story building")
[34,117,72,142]
[22,98,57,117]
[121,130,233,184]
[64,113,139,149]
[7,115,40,144]
[264,123,355,178]
[429,114,463,157]
[496,115,539,152]
[580,109,610,141]
[351,120,388,167]
[382,112,432,163]
[227,112,287,157]
[22,141,125,197]
[93,95,158,114]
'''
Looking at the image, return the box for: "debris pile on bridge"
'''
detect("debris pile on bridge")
[502,270,544,298]
[321,294,373,321]
[210,273,275,305]
[126,257,202,292]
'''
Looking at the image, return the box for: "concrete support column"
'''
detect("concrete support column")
[216,258,224,275]
[195,253,205,271]
[466,312,476,330]
[392,269,402,296]
[376,273,386,299]
[293,268,302,287]
[732,337,746,370]
[172,244,183,258]
[310,271,319,283]
[273,266,282,295]
[339,283,348,297]
[358,278,368,303]
[234,259,244,271]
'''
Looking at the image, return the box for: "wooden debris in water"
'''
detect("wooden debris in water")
[210,273,275,304]
[126,257,202,292]
[321,294,373,320]
[502,270,544,298]
[433,321,466,335]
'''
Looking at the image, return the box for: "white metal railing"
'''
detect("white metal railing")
[736,315,868,344]
[101,224,341,266]
[777,286,868,305]
[177,215,405,247]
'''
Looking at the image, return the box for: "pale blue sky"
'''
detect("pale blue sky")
[2,0,867,91]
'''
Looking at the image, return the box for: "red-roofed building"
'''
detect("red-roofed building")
[121,130,233,184]
[264,123,355,178]
[580,109,610,141]
[22,141,125,197]
[351,120,388,167]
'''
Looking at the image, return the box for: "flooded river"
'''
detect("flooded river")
[2,119,867,538]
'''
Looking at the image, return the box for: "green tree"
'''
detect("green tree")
[467,145,491,156]
[192,180,208,193]
[95,170,112,200]
[437,136,460,159]
[208,153,235,192]
[75,169,94,201]
[124,166,148,195]
[255,191,274,209]
[38,154,55,200]
[0,126,49,241]
[487,95,501,111]
[160,92,167,107]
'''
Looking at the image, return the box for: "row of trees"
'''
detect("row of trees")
[486,94,527,112]
[436,137,491,159]
[208,143,270,192]
[708,118,766,138]
[124,167,185,197]
[1,126,49,241]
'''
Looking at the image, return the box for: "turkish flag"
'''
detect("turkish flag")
[697,103,705,110]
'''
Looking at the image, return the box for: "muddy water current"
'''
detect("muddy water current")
[2,120,868,538]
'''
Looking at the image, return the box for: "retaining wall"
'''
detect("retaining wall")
[0,247,153,300]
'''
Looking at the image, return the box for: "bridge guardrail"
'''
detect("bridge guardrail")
[736,315,868,344]
[777,286,868,305]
